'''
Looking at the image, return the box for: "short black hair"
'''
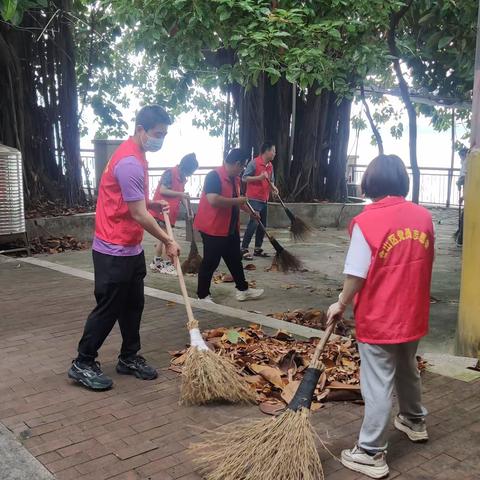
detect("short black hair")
[135,105,172,131]
[459,147,469,159]
[361,154,410,198]
[260,141,275,154]
[225,148,250,165]
[179,153,199,174]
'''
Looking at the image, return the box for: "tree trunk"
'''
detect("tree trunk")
[0,4,84,208]
[230,79,352,202]
[56,1,84,206]
[326,98,352,201]
[388,0,419,203]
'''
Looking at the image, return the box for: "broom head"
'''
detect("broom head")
[192,361,326,479]
[181,241,202,274]
[193,407,323,480]
[275,248,302,272]
[180,346,256,405]
[290,214,314,242]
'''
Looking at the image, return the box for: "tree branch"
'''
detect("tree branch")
[360,84,384,155]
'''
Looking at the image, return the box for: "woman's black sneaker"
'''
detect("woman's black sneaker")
[116,355,158,380]
[68,360,113,390]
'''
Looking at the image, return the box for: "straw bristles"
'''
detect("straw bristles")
[290,215,313,241]
[275,249,303,272]
[181,241,202,274]
[180,347,256,405]
[193,408,324,480]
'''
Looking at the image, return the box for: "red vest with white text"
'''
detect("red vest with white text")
[95,138,148,246]
[350,196,434,344]
[246,156,273,202]
[150,166,185,226]
[194,166,240,237]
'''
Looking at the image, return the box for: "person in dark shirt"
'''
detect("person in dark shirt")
[194,149,264,303]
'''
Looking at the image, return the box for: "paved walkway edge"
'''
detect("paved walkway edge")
[17,256,341,341]
[0,423,54,480]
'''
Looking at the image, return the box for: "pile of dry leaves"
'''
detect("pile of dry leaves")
[29,236,87,254]
[268,308,354,337]
[170,324,428,415]
[26,201,94,219]
[170,324,363,414]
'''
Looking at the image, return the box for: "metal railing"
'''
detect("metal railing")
[80,148,461,208]
[148,166,217,199]
[348,164,461,207]
[80,149,95,197]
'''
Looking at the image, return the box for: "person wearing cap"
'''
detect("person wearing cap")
[327,154,435,479]
[149,153,199,274]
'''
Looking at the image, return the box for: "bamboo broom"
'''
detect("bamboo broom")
[163,211,255,405]
[267,178,313,241]
[246,201,302,272]
[193,320,338,480]
[181,198,202,274]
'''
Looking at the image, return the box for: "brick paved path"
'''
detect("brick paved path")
[0,258,479,480]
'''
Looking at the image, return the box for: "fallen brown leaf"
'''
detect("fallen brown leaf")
[281,380,301,404]
[250,364,285,389]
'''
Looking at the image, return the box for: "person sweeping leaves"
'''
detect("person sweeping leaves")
[194,148,264,303]
[150,153,199,274]
[241,141,278,260]
[326,154,434,479]
[68,105,180,391]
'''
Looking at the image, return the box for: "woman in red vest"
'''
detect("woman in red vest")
[68,105,180,391]
[194,148,264,303]
[149,153,199,274]
[327,154,434,479]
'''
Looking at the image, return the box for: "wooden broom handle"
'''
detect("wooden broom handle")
[245,201,273,242]
[311,320,337,365]
[185,197,194,219]
[266,177,287,209]
[163,211,196,324]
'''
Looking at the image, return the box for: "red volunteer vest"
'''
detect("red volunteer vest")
[246,155,273,202]
[150,166,185,226]
[95,138,149,246]
[350,196,434,344]
[194,166,240,237]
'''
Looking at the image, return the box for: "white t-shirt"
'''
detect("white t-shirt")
[343,224,372,279]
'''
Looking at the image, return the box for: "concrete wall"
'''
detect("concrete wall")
[25,202,367,243]
[263,202,366,229]
[26,213,95,243]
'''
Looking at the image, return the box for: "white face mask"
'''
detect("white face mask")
[143,134,164,152]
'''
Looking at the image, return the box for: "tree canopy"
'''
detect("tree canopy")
[0,0,477,205]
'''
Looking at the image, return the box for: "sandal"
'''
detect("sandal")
[242,249,254,261]
[254,248,270,258]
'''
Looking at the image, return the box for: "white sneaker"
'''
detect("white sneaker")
[159,260,177,276]
[149,258,163,272]
[341,445,389,479]
[394,414,429,442]
[198,295,215,303]
[236,288,264,302]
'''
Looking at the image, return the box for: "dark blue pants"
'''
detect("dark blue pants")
[241,199,267,250]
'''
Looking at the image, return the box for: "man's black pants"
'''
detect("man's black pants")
[77,250,146,363]
[197,232,248,299]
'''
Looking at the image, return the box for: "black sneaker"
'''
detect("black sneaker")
[116,355,158,380]
[68,359,113,391]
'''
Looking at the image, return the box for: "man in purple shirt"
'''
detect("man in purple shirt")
[68,106,180,391]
